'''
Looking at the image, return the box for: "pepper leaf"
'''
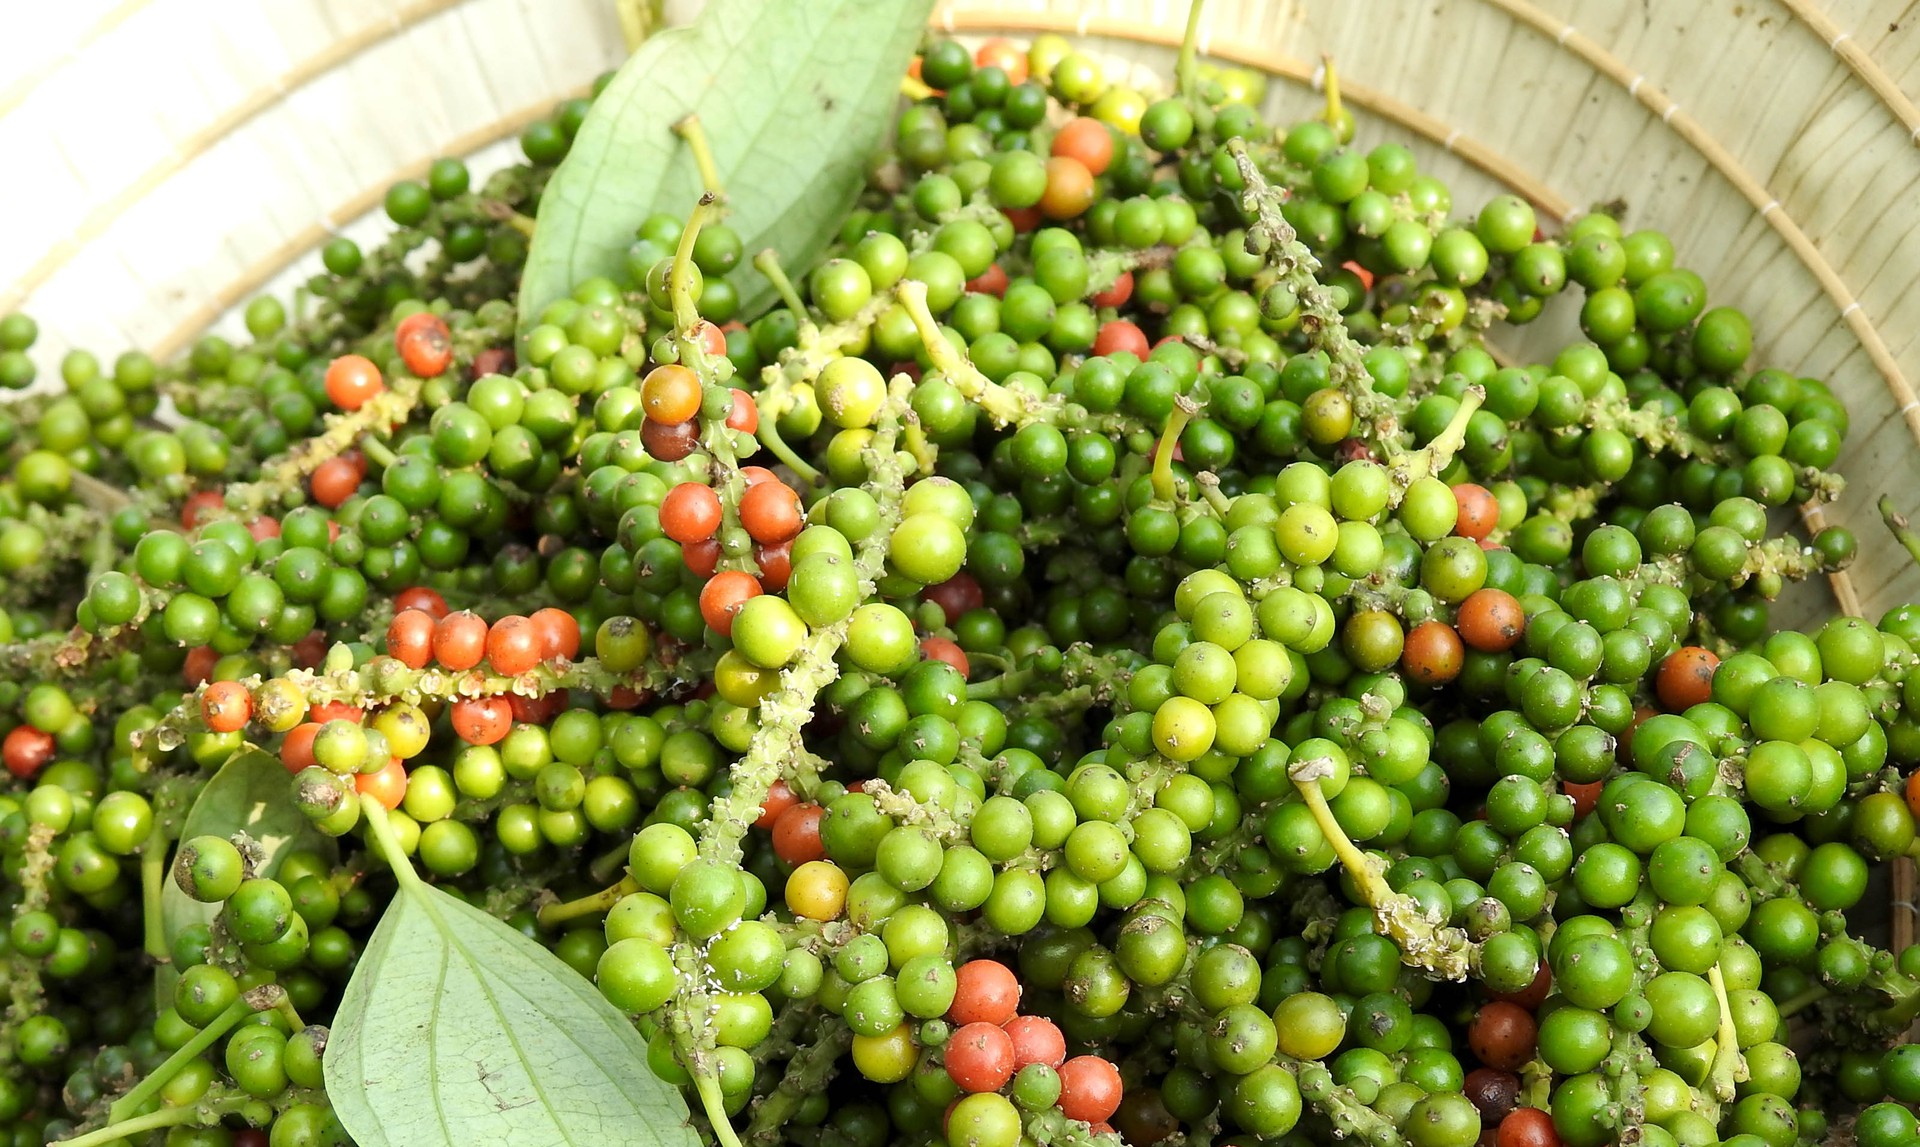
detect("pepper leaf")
[156,748,336,1008]
[517,0,933,333]
[324,871,688,1147]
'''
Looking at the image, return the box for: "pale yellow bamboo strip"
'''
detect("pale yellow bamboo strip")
[0,0,156,119]
[932,8,1572,221]
[1776,0,1920,144]
[1,0,472,320]
[147,87,585,363]
[1476,0,1920,455]
[941,6,1858,612]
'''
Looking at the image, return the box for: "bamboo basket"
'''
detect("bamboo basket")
[0,0,630,361]
[5,0,1920,934]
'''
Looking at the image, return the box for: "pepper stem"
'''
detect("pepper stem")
[894,280,1032,427]
[538,874,639,930]
[695,1072,748,1147]
[753,249,812,329]
[1292,774,1390,903]
[1152,397,1197,504]
[756,411,824,486]
[356,432,399,471]
[1388,385,1484,497]
[672,115,726,198]
[1775,983,1829,1017]
[1176,0,1208,107]
[1321,52,1343,127]
[671,194,721,343]
[141,829,169,961]
[1292,762,1475,979]
[61,1101,243,1147]
[107,998,252,1123]
[1706,963,1748,1100]
[1879,496,1920,569]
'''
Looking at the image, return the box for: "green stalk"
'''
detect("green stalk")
[1292,775,1394,904]
[670,195,720,340]
[670,195,760,578]
[1152,398,1197,504]
[1290,763,1473,979]
[143,646,712,750]
[1705,963,1747,1101]
[61,1099,245,1147]
[614,0,665,53]
[752,250,813,329]
[481,200,537,238]
[538,875,639,930]
[967,668,1036,702]
[1175,0,1208,107]
[1881,496,1920,568]
[3,823,56,1068]
[672,115,726,198]
[1601,891,1658,1128]
[694,378,912,865]
[1194,471,1234,516]
[1775,983,1829,1017]
[895,279,1045,427]
[1290,1057,1404,1147]
[141,829,170,961]
[589,840,635,886]
[901,418,936,476]
[1225,139,1401,451]
[1386,385,1484,501]
[1869,965,1920,1032]
[107,998,252,1123]
[1586,402,1840,501]
[745,1026,852,1146]
[221,376,424,514]
[355,432,399,470]
[1320,53,1343,127]
[279,996,306,1032]
[694,1074,747,1147]
[755,413,823,486]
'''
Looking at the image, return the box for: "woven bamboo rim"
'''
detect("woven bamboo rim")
[0,0,156,119]
[0,0,471,319]
[1776,0,1920,144]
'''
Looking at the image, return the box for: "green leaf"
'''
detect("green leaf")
[156,748,336,1008]
[517,0,934,333]
[325,868,689,1147]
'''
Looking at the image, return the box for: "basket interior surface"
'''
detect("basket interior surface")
[0,0,623,357]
